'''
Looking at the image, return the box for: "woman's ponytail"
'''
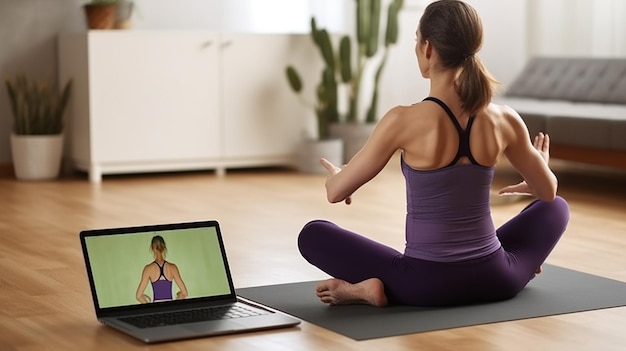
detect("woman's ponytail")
[456,54,499,115]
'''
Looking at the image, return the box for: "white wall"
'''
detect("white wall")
[2,0,625,163]
[380,0,527,112]
[131,0,349,33]
[527,0,626,57]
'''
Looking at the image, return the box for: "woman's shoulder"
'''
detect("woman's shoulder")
[485,102,524,123]
[381,101,439,124]
[165,261,180,271]
[142,262,157,275]
[484,102,530,144]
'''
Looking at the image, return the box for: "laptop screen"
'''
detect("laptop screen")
[80,221,235,311]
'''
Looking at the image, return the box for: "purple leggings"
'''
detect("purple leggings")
[298,196,569,307]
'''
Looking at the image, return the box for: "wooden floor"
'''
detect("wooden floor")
[1,156,625,351]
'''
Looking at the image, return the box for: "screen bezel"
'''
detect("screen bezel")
[79,220,238,318]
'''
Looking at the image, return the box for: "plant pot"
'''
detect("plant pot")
[115,1,134,29]
[329,122,376,163]
[11,134,64,181]
[296,138,344,174]
[83,3,117,30]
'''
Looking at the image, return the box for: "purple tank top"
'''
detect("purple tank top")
[151,261,173,301]
[402,158,501,262]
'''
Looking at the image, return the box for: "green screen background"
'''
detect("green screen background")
[85,227,231,308]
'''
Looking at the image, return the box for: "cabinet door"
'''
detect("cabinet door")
[89,32,221,162]
[220,34,315,160]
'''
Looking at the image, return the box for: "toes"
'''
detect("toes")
[320,296,334,304]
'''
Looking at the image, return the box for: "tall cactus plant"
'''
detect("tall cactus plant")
[286,18,347,140]
[366,0,403,123]
[348,0,403,123]
[285,0,403,138]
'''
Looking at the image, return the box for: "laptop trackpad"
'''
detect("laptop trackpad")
[183,320,242,334]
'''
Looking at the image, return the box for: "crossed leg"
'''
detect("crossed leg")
[496,197,569,282]
[298,220,401,307]
[298,197,569,307]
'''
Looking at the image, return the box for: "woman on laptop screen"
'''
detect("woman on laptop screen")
[136,235,189,303]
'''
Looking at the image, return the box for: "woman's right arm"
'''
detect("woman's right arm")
[322,106,406,204]
[136,267,151,303]
[501,106,558,201]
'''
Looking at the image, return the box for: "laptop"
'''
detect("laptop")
[79,220,300,343]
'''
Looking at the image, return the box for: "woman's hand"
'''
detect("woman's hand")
[498,180,534,196]
[533,132,550,164]
[499,132,551,197]
[320,158,352,205]
[138,294,151,304]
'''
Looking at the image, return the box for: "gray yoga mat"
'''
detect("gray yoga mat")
[237,265,626,340]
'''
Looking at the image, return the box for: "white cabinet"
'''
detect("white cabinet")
[221,33,304,162]
[58,31,317,182]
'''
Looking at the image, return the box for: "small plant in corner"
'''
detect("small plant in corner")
[5,75,72,135]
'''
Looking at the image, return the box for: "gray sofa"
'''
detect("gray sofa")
[493,57,626,170]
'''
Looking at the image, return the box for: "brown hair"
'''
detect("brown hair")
[419,0,499,114]
[150,235,167,256]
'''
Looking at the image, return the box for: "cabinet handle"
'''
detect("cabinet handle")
[220,41,233,49]
[200,41,213,49]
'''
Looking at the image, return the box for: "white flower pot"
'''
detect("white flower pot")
[296,138,344,174]
[10,134,64,180]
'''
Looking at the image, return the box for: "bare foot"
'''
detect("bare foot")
[315,278,388,307]
[531,266,543,280]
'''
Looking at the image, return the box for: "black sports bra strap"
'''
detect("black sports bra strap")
[155,261,167,280]
[422,96,481,167]
[422,97,464,133]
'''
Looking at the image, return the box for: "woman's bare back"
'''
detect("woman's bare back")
[394,100,517,171]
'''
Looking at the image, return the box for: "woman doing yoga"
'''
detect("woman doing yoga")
[136,235,188,303]
[298,0,569,307]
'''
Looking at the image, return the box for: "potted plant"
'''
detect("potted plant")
[330,0,404,162]
[285,65,344,174]
[285,18,345,174]
[5,75,72,180]
[83,0,134,30]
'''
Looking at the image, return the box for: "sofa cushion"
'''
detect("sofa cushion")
[505,57,572,99]
[506,58,626,104]
[583,60,626,104]
[547,116,613,149]
[545,104,626,149]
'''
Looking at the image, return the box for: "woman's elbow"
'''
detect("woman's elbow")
[325,185,345,203]
[537,178,558,201]
[537,192,557,202]
[326,191,344,203]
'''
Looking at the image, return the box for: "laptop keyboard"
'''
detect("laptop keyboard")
[120,304,271,328]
